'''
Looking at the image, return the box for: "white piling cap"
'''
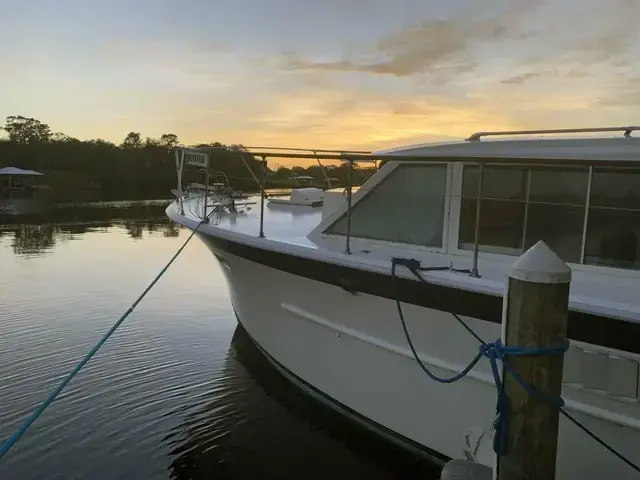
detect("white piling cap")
[509,241,572,284]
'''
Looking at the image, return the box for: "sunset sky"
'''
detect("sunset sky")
[1,0,639,164]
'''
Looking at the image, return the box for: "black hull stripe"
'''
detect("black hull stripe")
[203,234,640,355]
[234,310,449,466]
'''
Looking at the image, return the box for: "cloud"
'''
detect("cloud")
[276,0,639,91]
[7,0,639,162]
[499,68,594,85]
[278,1,539,78]
[563,6,639,64]
[596,76,640,107]
[565,69,591,79]
[209,85,521,158]
[527,0,640,73]
[501,72,542,85]
[598,90,640,107]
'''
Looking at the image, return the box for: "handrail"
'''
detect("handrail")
[180,145,371,155]
[210,151,640,168]
[344,160,354,255]
[176,147,640,168]
[238,154,263,191]
[174,147,640,168]
[176,146,374,190]
[172,144,640,279]
[245,147,354,190]
[466,126,640,142]
[244,146,371,154]
[312,150,332,189]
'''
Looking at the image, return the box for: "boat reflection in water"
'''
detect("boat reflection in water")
[164,325,439,480]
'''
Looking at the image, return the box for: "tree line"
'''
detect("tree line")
[0,115,375,202]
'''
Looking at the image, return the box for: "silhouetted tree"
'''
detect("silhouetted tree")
[52,132,78,143]
[121,132,142,148]
[159,133,179,150]
[144,137,161,147]
[2,116,52,143]
[0,115,373,202]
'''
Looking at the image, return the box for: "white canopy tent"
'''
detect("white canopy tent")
[0,167,44,176]
[0,167,44,193]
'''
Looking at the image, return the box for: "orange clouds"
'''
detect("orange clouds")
[4,0,639,169]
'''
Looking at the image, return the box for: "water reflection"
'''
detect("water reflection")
[165,325,438,480]
[0,198,443,479]
[0,191,52,216]
[0,200,179,256]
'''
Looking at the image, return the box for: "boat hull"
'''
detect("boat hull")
[200,234,640,480]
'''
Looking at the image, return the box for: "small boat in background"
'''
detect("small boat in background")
[267,187,324,207]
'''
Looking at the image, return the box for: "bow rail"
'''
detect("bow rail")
[172,129,640,273]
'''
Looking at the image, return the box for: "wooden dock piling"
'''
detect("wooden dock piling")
[497,240,571,480]
[440,241,572,480]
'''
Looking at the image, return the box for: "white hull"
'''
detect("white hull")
[202,235,640,480]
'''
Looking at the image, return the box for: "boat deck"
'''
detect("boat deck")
[167,194,640,326]
[173,195,323,249]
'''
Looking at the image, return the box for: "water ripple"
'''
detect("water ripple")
[0,208,438,480]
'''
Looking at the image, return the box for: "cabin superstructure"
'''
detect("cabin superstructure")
[308,126,640,278]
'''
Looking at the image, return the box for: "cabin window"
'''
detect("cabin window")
[584,168,640,269]
[459,166,527,255]
[325,164,447,247]
[458,165,589,263]
[458,163,640,270]
[525,167,588,263]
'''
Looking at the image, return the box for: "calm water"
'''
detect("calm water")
[0,201,439,480]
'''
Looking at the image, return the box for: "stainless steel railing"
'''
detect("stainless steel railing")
[174,139,640,279]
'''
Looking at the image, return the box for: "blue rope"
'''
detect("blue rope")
[391,258,640,473]
[0,218,206,460]
[480,339,568,455]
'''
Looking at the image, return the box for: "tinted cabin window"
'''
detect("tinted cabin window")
[325,164,447,247]
[459,165,589,263]
[459,166,527,255]
[525,167,588,263]
[584,168,640,269]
